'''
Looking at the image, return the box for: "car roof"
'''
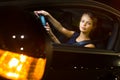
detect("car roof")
[0,0,120,17]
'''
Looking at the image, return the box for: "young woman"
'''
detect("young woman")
[34,10,97,48]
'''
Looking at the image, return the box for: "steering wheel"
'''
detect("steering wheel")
[39,15,46,27]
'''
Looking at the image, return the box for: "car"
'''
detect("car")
[0,0,120,80]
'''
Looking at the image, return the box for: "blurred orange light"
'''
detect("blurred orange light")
[8,58,19,68]
[0,49,46,80]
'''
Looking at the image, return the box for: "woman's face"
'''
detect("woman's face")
[79,14,94,34]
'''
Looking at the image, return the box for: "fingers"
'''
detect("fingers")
[44,23,52,33]
[45,23,50,31]
[46,22,49,26]
[34,11,39,17]
[34,10,49,17]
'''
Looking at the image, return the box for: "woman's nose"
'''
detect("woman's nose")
[83,22,87,26]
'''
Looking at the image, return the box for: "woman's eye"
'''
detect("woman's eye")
[81,20,84,23]
[87,22,92,25]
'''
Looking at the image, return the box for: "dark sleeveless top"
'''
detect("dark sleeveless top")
[67,32,94,47]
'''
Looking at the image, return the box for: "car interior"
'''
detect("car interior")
[35,8,119,51]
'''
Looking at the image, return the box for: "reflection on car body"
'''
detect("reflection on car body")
[0,0,120,80]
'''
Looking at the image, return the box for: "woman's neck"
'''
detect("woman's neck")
[76,32,90,42]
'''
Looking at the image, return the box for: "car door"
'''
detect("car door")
[31,1,120,80]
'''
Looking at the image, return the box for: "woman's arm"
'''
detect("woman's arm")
[48,31,61,44]
[45,23,61,44]
[34,10,74,38]
[84,44,95,48]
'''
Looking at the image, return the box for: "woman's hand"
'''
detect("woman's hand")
[34,10,74,38]
[45,22,61,44]
[34,10,50,18]
[44,22,53,36]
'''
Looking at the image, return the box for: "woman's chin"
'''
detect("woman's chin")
[80,30,87,33]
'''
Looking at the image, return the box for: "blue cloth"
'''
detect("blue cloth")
[67,32,93,47]
[67,32,79,44]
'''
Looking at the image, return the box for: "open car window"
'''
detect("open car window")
[31,7,119,51]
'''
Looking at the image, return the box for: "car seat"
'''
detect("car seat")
[106,23,119,50]
[94,19,114,49]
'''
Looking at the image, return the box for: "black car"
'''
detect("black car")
[0,0,120,80]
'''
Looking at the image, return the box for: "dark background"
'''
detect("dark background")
[94,0,120,11]
[0,0,120,11]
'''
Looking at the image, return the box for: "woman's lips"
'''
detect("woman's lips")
[81,27,86,30]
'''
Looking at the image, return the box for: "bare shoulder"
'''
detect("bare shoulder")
[62,29,75,38]
[84,44,95,48]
